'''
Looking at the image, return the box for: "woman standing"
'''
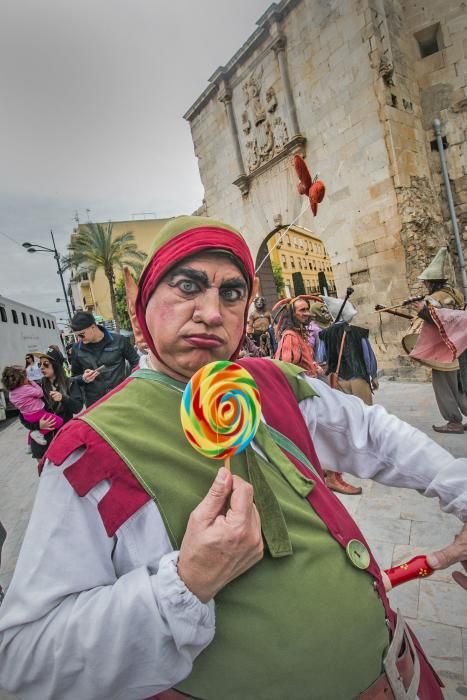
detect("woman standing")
[21,349,83,460]
[24,354,43,383]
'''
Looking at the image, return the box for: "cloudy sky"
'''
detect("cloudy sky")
[0,0,272,320]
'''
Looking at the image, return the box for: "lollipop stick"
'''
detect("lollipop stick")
[224,456,231,472]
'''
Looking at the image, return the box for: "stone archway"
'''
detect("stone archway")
[255,224,337,311]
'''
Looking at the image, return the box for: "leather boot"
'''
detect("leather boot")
[432,422,464,434]
[324,471,362,495]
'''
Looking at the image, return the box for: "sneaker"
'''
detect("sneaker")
[30,430,47,446]
[25,444,32,454]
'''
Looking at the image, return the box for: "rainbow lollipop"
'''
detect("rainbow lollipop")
[180,360,261,469]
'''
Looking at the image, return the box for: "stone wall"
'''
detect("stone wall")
[185,0,466,372]
[403,0,467,292]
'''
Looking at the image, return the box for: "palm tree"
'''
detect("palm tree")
[63,222,146,331]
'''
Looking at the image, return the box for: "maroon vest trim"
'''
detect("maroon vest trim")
[42,378,151,537]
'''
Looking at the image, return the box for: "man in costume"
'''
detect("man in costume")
[247,295,274,356]
[410,247,467,434]
[273,295,320,375]
[318,295,379,407]
[1,216,467,700]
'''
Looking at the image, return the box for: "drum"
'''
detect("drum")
[402,328,459,371]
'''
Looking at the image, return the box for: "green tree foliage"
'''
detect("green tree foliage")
[271,262,286,297]
[63,223,146,331]
[114,276,131,331]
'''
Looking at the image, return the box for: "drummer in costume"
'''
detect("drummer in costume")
[410,247,467,434]
[1,216,467,700]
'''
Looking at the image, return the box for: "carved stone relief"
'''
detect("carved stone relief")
[240,66,290,173]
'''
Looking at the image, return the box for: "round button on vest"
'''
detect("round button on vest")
[346,539,370,570]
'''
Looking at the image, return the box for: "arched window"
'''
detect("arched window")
[0,307,7,322]
[12,309,18,324]
[30,314,35,326]
[22,312,27,325]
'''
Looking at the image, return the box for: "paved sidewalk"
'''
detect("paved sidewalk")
[0,379,466,698]
[338,380,467,700]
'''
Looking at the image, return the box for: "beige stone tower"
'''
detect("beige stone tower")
[184,0,467,373]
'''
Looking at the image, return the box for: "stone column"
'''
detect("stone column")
[272,36,300,136]
[218,81,249,193]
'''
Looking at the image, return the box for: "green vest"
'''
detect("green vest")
[81,365,389,699]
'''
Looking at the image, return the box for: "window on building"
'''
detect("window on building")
[290,256,295,269]
[285,235,290,245]
[36,316,40,327]
[281,254,287,268]
[52,321,55,329]
[47,319,52,328]
[0,307,7,322]
[30,314,35,326]
[81,271,89,281]
[298,259,302,269]
[21,312,27,325]
[42,317,46,328]
[414,23,442,58]
[12,309,18,324]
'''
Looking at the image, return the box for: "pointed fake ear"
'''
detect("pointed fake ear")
[123,267,147,350]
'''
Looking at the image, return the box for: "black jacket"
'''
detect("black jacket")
[20,377,84,460]
[70,326,139,406]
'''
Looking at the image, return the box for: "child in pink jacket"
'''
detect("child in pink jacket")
[1,366,63,445]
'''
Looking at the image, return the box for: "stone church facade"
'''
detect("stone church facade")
[184,0,467,372]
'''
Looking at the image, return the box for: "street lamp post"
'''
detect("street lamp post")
[22,230,73,325]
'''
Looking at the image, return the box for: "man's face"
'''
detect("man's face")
[293,299,311,325]
[76,324,99,344]
[145,253,249,380]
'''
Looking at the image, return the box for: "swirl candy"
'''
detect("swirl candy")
[180,361,261,464]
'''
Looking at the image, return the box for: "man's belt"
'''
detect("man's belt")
[152,613,420,700]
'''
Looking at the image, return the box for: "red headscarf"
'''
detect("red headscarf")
[135,216,255,362]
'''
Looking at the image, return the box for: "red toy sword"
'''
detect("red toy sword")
[382,555,434,591]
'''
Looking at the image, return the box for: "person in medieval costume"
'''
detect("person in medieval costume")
[410,246,467,434]
[310,296,376,495]
[273,295,321,376]
[247,296,274,356]
[1,216,467,700]
[319,295,379,405]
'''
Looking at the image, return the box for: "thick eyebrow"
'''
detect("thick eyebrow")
[167,267,247,291]
[219,277,248,291]
[167,267,209,287]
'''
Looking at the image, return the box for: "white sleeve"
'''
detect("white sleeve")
[300,377,467,521]
[0,457,215,700]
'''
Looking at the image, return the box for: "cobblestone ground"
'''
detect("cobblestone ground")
[0,379,466,699]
